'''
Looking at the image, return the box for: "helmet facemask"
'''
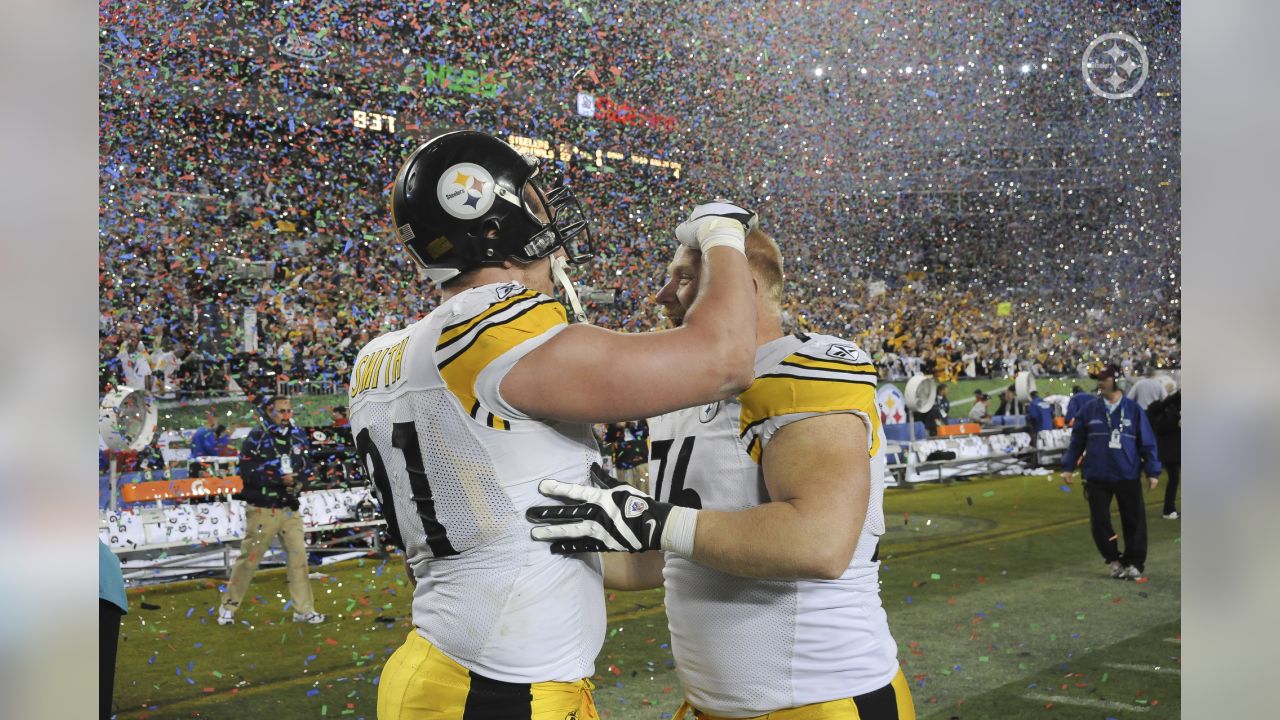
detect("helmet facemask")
[497,164,594,267]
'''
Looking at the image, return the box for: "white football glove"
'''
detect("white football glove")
[674,201,758,254]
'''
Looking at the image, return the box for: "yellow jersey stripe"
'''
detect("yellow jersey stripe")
[437,299,563,371]
[780,354,878,377]
[438,300,566,429]
[739,375,882,460]
[437,289,540,350]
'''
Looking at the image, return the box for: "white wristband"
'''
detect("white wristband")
[699,232,746,254]
[692,217,747,254]
[660,506,699,557]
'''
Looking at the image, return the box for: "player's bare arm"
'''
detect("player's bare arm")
[503,207,759,424]
[688,412,867,579]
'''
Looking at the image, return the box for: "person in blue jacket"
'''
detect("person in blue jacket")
[1026,390,1056,435]
[189,420,229,477]
[1064,384,1094,426]
[1061,364,1162,580]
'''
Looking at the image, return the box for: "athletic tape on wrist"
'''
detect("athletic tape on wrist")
[660,506,699,556]
[698,233,746,254]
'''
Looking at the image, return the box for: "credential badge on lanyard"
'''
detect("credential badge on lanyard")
[280,453,294,475]
[1108,405,1125,449]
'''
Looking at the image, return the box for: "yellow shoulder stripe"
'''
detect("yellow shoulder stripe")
[779,353,877,376]
[438,300,566,430]
[739,374,881,462]
[437,289,540,350]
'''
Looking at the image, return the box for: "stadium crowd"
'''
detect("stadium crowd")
[98,0,1179,397]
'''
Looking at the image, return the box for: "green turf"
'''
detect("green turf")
[153,376,1085,433]
[111,472,1179,719]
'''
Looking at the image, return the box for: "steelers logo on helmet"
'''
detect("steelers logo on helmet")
[436,162,497,219]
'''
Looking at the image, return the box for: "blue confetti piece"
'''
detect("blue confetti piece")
[307,689,320,697]
[1059,485,1071,492]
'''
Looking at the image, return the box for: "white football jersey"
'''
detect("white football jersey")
[651,333,899,717]
[348,282,604,683]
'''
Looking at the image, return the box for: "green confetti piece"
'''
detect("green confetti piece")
[930,573,941,580]
[1102,672,1109,683]
[982,490,996,497]
[979,656,989,662]
[213,671,223,678]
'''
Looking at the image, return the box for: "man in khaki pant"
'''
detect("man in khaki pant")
[218,396,324,624]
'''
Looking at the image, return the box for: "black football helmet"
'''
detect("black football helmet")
[391,130,593,284]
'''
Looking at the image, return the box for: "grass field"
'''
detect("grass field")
[112,471,1179,719]
[154,376,1085,432]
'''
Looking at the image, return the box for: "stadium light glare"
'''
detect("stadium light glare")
[1020,63,1032,73]
[814,67,823,77]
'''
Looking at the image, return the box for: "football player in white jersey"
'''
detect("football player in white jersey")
[528,228,916,720]
[352,130,759,720]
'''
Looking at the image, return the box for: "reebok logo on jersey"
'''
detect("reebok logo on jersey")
[495,282,521,300]
[624,497,648,518]
[826,343,865,362]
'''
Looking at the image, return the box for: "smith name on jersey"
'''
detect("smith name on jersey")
[650,333,898,717]
[348,281,604,683]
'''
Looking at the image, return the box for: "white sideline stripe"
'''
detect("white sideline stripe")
[1023,692,1151,713]
[1104,662,1181,675]
[1164,637,1181,644]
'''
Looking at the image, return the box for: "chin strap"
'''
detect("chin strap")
[551,255,589,324]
